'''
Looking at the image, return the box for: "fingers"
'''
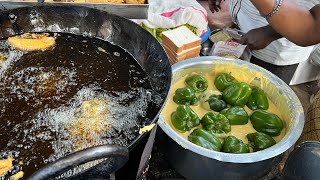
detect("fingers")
[237,35,257,50]
[237,35,247,45]
[208,0,223,13]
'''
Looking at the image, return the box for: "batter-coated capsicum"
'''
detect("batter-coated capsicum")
[250,110,284,137]
[188,128,222,151]
[247,132,276,152]
[222,136,250,153]
[173,87,198,105]
[222,82,252,107]
[199,90,221,111]
[220,106,249,125]
[214,73,237,92]
[171,105,200,132]
[203,94,227,112]
[201,112,231,134]
[247,86,269,110]
[185,74,208,93]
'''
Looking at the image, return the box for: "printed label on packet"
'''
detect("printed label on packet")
[211,41,247,59]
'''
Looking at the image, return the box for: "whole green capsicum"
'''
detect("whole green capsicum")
[222,136,250,153]
[247,86,269,110]
[199,90,221,111]
[203,95,227,112]
[247,132,276,152]
[214,73,237,92]
[185,74,208,93]
[201,112,231,134]
[173,87,198,105]
[222,82,252,107]
[250,110,284,137]
[220,106,249,125]
[171,105,200,132]
[188,128,222,151]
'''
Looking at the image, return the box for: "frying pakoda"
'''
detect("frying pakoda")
[10,171,24,180]
[8,33,55,51]
[0,157,13,177]
[68,100,110,150]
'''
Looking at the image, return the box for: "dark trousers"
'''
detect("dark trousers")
[250,56,298,85]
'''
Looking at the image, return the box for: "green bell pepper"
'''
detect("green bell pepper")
[247,86,269,110]
[250,110,284,137]
[222,82,252,107]
[199,90,221,111]
[222,136,250,153]
[201,112,231,134]
[171,105,200,132]
[220,106,249,125]
[203,95,227,112]
[188,128,222,151]
[214,73,237,92]
[247,132,276,152]
[173,87,198,105]
[185,74,208,93]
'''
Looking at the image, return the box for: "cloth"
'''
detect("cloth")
[229,0,319,66]
[140,0,208,36]
[290,45,320,85]
[250,56,298,85]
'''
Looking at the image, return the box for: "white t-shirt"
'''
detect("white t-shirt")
[229,0,319,66]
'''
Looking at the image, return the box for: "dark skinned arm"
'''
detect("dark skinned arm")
[239,25,283,50]
[250,0,320,46]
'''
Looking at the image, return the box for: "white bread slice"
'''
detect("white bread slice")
[162,43,201,58]
[166,49,200,64]
[162,43,201,64]
[161,26,201,54]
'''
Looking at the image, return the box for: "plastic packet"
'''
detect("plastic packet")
[209,41,251,61]
[224,28,244,40]
[310,45,320,67]
[207,28,251,61]
[209,28,243,43]
[209,30,232,43]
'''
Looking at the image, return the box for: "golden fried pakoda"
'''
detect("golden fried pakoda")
[68,100,110,149]
[10,171,24,180]
[125,0,145,4]
[0,157,13,177]
[8,33,55,51]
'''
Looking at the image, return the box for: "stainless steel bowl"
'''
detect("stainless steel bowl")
[158,56,304,180]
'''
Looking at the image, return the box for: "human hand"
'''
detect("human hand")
[208,0,226,13]
[238,26,281,50]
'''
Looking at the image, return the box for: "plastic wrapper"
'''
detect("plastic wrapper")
[209,41,251,61]
[207,28,251,61]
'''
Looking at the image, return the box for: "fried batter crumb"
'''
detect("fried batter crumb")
[10,171,24,180]
[0,157,13,177]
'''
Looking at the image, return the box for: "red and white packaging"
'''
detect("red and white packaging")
[210,41,251,61]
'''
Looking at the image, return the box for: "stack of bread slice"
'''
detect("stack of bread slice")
[161,26,201,64]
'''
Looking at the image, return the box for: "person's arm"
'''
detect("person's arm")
[239,25,283,50]
[250,0,320,46]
